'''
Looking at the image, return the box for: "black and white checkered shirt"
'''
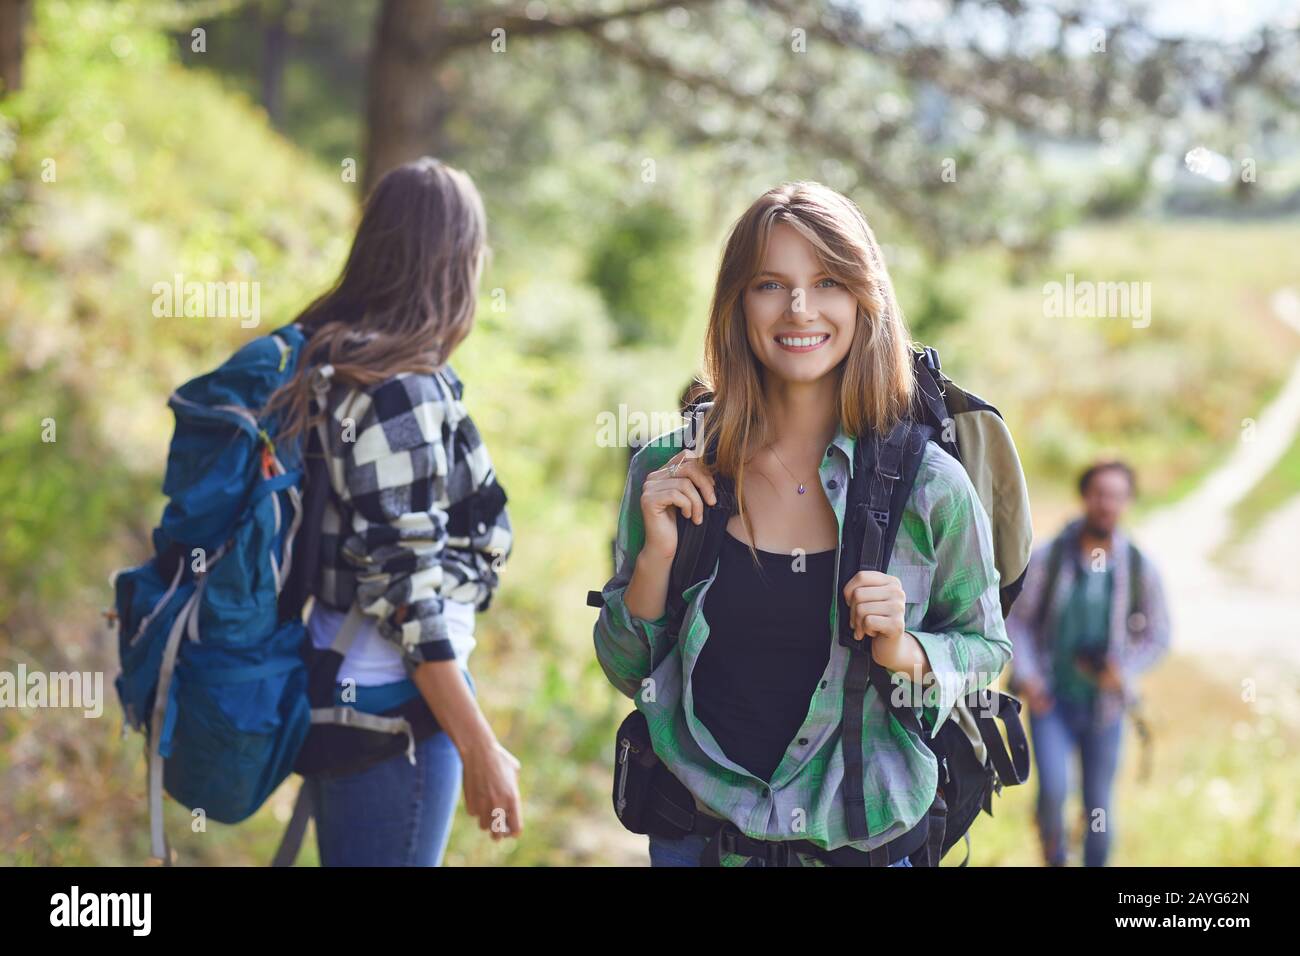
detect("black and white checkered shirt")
[313,363,512,664]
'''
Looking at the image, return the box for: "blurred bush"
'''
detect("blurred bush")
[585,197,694,347]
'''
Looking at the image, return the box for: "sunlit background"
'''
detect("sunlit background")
[1,0,1297,865]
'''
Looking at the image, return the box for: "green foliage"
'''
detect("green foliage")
[0,383,148,622]
[585,198,694,347]
[172,0,377,161]
[893,270,968,344]
[1084,166,1154,220]
[3,0,1298,868]
[0,0,353,622]
[0,0,675,867]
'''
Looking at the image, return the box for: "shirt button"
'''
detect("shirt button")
[827,479,839,490]
[798,738,809,746]
[820,680,828,689]
[825,447,833,457]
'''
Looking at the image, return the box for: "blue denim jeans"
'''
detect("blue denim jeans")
[310,730,463,866]
[1029,693,1125,867]
[648,831,912,867]
[309,671,476,867]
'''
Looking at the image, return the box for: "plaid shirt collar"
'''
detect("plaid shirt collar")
[830,421,856,481]
[439,363,465,400]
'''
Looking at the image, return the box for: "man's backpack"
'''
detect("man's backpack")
[111,323,418,864]
[1035,526,1145,640]
[589,345,1034,865]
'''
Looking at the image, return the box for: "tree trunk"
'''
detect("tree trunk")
[363,0,453,194]
[0,0,31,98]
[260,5,289,126]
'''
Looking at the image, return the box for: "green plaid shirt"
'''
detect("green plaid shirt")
[592,420,1012,860]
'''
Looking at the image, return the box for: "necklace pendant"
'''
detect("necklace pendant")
[797,483,806,495]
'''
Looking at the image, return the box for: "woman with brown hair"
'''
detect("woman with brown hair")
[268,157,523,865]
[593,180,1011,866]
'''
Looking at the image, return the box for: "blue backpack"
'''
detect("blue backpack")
[112,323,317,862]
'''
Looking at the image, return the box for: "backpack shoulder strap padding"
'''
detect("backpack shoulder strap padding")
[840,419,932,844]
[1035,531,1070,638]
[665,403,733,639]
[951,407,1033,610]
[1127,541,1144,625]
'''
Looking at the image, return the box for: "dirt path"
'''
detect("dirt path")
[1136,300,1300,701]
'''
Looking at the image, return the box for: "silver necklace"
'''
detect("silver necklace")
[768,444,809,495]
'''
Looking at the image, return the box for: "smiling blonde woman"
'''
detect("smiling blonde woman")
[592,180,1015,867]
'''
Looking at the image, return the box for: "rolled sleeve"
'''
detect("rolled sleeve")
[893,454,1013,739]
[593,443,678,699]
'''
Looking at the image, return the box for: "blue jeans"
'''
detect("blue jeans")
[648,831,912,867]
[1029,694,1125,867]
[311,730,463,866]
[309,671,476,867]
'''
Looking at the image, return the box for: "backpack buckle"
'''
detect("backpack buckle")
[311,363,335,396]
[760,841,795,867]
[868,508,890,527]
[718,827,738,856]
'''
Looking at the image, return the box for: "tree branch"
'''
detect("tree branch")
[585,27,956,254]
[440,0,718,51]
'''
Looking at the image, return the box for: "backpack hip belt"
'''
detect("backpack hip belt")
[611,708,936,867]
[689,812,931,868]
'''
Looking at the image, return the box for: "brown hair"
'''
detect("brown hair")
[265,157,488,447]
[1078,459,1137,497]
[696,181,915,567]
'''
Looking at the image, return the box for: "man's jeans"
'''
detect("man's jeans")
[648,831,913,867]
[1029,693,1125,866]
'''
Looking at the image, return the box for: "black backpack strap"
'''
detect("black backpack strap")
[665,471,733,636]
[839,418,931,844]
[1127,541,1144,625]
[972,689,1032,786]
[664,404,733,638]
[587,403,723,615]
[1034,523,1137,641]
[271,779,315,867]
[909,349,960,461]
[278,421,328,623]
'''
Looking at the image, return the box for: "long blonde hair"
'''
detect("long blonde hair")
[696,180,915,564]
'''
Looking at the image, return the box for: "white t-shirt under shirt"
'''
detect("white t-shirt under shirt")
[307,599,477,686]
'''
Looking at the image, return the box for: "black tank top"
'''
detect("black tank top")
[692,528,836,783]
